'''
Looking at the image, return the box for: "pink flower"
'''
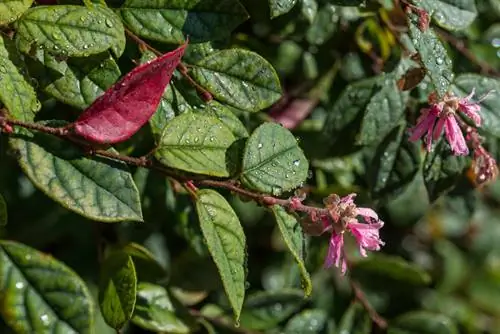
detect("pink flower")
[324,232,346,274]
[408,105,440,152]
[433,112,469,155]
[458,89,482,126]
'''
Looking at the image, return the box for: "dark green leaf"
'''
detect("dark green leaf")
[271,205,312,296]
[16,5,126,57]
[11,130,143,222]
[154,113,237,177]
[434,240,468,294]
[284,309,328,333]
[132,282,189,333]
[120,0,249,43]
[200,101,249,139]
[388,311,458,334]
[328,0,363,5]
[99,251,137,330]
[408,17,454,98]
[189,49,282,112]
[300,0,317,23]
[269,0,298,18]
[0,0,33,25]
[239,290,305,330]
[122,243,168,282]
[453,74,500,137]
[305,4,338,45]
[367,126,421,198]
[418,0,477,31]
[352,254,431,285]
[26,50,121,110]
[0,193,6,226]
[195,189,246,320]
[240,123,309,196]
[338,303,372,334]
[0,34,40,123]
[0,240,93,333]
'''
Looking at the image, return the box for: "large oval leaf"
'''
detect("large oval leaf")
[189,49,282,112]
[98,251,137,330]
[195,189,246,320]
[0,0,33,25]
[269,0,298,18]
[155,113,237,177]
[271,206,312,296]
[452,74,500,138]
[120,0,249,43]
[240,123,309,196]
[11,130,143,222]
[0,34,40,123]
[0,240,93,333]
[419,0,477,31]
[16,5,126,57]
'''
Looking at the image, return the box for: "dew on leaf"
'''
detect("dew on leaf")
[15,282,24,289]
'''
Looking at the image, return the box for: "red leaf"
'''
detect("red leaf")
[73,43,187,144]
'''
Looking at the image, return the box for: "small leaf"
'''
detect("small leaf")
[0,34,40,123]
[0,193,7,226]
[0,0,33,25]
[16,5,126,57]
[388,311,458,334]
[11,130,143,222]
[195,189,246,320]
[271,205,312,296]
[155,113,237,177]
[418,0,477,31]
[269,0,298,18]
[241,123,309,196]
[408,16,454,98]
[0,240,94,333]
[120,0,249,43]
[239,290,305,330]
[132,282,190,333]
[122,243,168,281]
[73,43,186,144]
[99,251,137,330]
[338,303,372,334]
[453,74,500,138]
[284,309,328,333]
[189,49,282,112]
[352,254,431,285]
[305,4,339,45]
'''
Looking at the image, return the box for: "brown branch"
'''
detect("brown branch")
[350,280,388,329]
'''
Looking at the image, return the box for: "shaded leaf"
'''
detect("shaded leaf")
[241,123,309,196]
[269,0,298,18]
[11,130,143,222]
[418,0,477,31]
[200,101,249,139]
[305,4,338,45]
[155,113,237,177]
[434,239,468,294]
[0,240,93,333]
[389,311,458,334]
[0,34,40,123]
[132,282,189,333]
[0,193,6,226]
[120,0,248,43]
[0,0,33,25]
[16,5,126,57]
[189,49,282,112]
[99,251,137,329]
[122,243,168,282]
[271,205,312,296]
[195,189,246,320]
[328,0,363,5]
[408,16,454,98]
[284,309,328,333]
[338,303,371,334]
[73,43,186,144]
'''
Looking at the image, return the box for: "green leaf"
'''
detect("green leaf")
[11,130,143,222]
[132,282,190,333]
[305,4,338,45]
[388,311,458,334]
[0,193,6,226]
[0,240,94,333]
[16,5,126,57]
[240,123,309,196]
[284,309,328,333]
[0,34,40,123]
[98,251,137,330]
[367,126,421,198]
[154,113,237,177]
[0,0,33,26]
[120,0,249,43]
[195,189,246,320]
[328,0,363,5]
[338,303,372,334]
[418,0,477,31]
[26,50,121,110]
[352,254,431,285]
[423,138,467,201]
[271,206,312,296]
[300,0,317,23]
[239,290,305,330]
[453,74,500,138]
[122,243,168,282]
[358,76,408,145]
[269,0,297,18]
[189,49,282,112]
[434,240,468,294]
[200,101,249,139]
[408,17,454,98]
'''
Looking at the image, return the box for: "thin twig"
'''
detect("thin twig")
[350,280,388,329]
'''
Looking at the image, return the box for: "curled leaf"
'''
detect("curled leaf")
[73,43,187,144]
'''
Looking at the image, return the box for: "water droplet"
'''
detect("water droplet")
[83,44,89,49]
[209,136,215,142]
[0,66,6,73]
[293,159,300,166]
[257,143,263,149]
[436,57,443,65]
[285,174,289,178]
[105,19,114,28]
[40,314,50,325]
[15,282,24,289]
[25,254,32,260]
[194,137,199,143]
[271,186,282,196]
